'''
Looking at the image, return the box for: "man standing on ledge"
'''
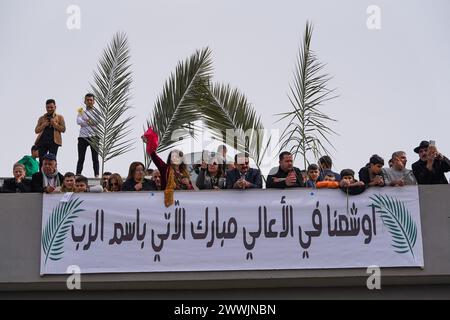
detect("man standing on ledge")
[412,140,450,184]
[34,99,66,164]
[76,93,99,178]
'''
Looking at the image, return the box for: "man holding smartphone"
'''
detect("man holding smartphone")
[34,99,66,165]
[412,140,450,184]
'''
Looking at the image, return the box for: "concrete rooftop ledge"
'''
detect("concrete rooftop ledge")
[0,186,449,299]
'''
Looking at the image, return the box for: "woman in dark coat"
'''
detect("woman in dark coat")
[121,162,156,191]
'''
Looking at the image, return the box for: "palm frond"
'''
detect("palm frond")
[370,194,418,259]
[146,47,213,155]
[201,83,271,168]
[277,21,338,170]
[88,31,135,174]
[42,198,84,265]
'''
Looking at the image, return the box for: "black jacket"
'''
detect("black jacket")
[412,157,450,185]
[1,178,32,193]
[31,172,64,193]
[266,167,305,188]
[121,178,157,191]
[358,166,385,187]
[196,169,226,190]
[340,182,366,195]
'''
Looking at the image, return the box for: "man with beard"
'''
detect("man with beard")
[412,140,450,184]
[266,151,304,188]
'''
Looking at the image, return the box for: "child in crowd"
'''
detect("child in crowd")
[316,173,339,189]
[58,172,76,192]
[75,175,103,193]
[358,154,385,187]
[306,164,320,188]
[339,169,366,195]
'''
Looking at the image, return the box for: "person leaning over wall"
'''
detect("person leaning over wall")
[358,154,385,188]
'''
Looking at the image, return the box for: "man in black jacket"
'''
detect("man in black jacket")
[412,140,450,184]
[266,151,304,188]
[2,163,31,193]
[226,153,262,189]
[31,153,64,193]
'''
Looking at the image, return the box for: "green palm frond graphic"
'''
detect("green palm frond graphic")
[370,194,418,259]
[42,198,84,265]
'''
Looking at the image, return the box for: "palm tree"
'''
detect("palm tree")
[201,83,271,173]
[88,32,135,175]
[144,47,212,167]
[277,21,338,170]
[144,48,270,174]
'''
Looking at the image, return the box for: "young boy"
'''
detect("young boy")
[358,154,385,187]
[75,175,103,193]
[339,169,366,195]
[306,164,320,188]
[58,172,76,192]
[316,173,339,189]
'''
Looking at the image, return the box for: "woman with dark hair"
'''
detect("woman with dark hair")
[142,128,193,206]
[151,150,194,191]
[196,157,226,190]
[107,173,123,192]
[121,162,156,191]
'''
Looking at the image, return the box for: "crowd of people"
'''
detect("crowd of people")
[1,94,450,195]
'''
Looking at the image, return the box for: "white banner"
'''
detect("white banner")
[40,187,424,275]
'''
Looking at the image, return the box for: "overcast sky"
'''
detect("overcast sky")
[1,0,449,178]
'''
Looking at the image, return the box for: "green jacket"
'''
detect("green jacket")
[18,155,39,177]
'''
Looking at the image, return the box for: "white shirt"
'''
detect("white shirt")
[77,107,95,138]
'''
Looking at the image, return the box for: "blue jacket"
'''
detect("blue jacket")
[226,168,262,189]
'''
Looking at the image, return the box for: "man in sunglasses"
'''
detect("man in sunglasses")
[226,153,262,189]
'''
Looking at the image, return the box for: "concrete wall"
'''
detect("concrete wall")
[1,186,450,299]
